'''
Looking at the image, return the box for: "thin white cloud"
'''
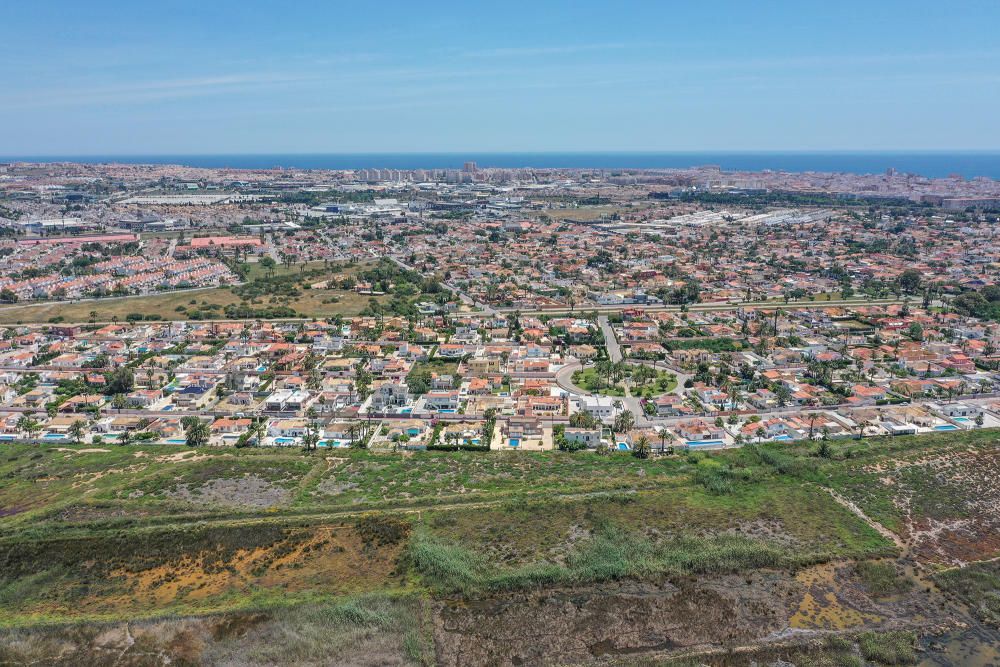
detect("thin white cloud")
[0,72,319,109]
[459,42,631,58]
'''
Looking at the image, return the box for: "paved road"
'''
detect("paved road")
[504,297,910,317]
[266,234,281,262]
[598,316,622,362]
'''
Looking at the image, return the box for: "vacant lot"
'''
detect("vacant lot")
[1,430,999,663]
[771,429,1000,564]
[0,260,381,324]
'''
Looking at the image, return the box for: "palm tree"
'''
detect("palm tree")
[632,435,650,459]
[303,422,320,451]
[69,419,86,445]
[16,414,37,440]
[614,409,635,434]
[252,417,267,446]
[185,419,211,448]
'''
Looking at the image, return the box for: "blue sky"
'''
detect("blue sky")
[1,1,998,154]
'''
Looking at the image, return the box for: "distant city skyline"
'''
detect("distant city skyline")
[7,152,1000,180]
[2,1,999,154]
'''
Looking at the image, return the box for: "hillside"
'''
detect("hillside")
[2,430,1000,665]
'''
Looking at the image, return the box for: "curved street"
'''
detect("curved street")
[556,320,692,430]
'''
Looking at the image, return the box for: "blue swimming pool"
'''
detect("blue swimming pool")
[508,438,520,447]
[772,434,791,441]
[934,424,958,431]
[166,438,186,444]
[617,442,630,451]
[687,439,725,448]
[0,435,14,441]
[438,408,457,414]
[161,405,173,411]
[274,437,296,444]
[319,439,348,448]
[399,407,412,414]
[954,417,971,423]
[42,433,67,440]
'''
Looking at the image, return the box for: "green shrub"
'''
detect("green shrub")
[855,561,912,597]
[858,631,916,665]
[406,529,484,594]
[407,526,792,595]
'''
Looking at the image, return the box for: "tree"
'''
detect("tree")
[69,419,86,444]
[569,410,598,429]
[16,414,40,439]
[774,383,792,407]
[807,413,819,440]
[354,362,373,400]
[259,256,277,278]
[251,417,267,446]
[184,418,211,448]
[632,435,650,459]
[303,407,320,451]
[613,409,635,434]
[105,366,135,395]
[897,269,922,294]
[818,439,832,458]
[112,393,127,412]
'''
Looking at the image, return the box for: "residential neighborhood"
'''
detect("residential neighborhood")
[1,295,997,453]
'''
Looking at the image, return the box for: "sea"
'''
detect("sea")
[3,152,1000,180]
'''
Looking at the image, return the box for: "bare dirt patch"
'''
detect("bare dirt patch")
[54,448,111,454]
[92,525,407,615]
[165,474,291,509]
[155,450,216,463]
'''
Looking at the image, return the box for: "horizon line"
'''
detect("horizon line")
[6,149,1000,159]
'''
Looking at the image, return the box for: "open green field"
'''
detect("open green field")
[0,443,891,622]
[767,428,1000,564]
[0,260,382,324]
[0,288,380,324]
[532,201,659,223]
[1,429,999,664]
